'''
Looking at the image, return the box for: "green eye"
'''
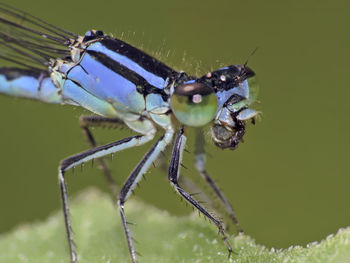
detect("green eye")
[171,82,218,127]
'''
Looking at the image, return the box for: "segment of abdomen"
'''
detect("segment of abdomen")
[0,67,63,104]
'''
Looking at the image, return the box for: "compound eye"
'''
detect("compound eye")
[171,82,218,127]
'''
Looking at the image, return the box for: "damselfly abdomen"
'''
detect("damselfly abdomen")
[0,3,259,262]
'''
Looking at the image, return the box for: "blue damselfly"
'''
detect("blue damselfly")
[0,3,259,262]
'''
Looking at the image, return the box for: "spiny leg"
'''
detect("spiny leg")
[157,149,216,210]
[157,143,236,227]
[59,134,155,263]
[194,129,243,233]
[80,115,124,198]
[118,129,174,263]
[169,127,233,257]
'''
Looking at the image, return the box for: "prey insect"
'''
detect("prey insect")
[0,3,259,262]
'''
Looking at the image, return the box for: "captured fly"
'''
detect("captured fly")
[0,3,259,262]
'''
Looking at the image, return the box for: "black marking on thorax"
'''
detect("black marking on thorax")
[87,50,169,100]
[100,38,178,81]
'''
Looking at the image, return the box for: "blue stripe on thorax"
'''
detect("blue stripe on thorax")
[87,42,168,89]
[66,52,145,113]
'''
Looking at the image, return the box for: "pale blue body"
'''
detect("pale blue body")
[0,63,257,125]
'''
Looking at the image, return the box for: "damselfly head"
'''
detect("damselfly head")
[170,64,259,149]
[207,64,259,149]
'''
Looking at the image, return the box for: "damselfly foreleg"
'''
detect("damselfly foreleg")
[194,129,243,233]
[79,115,124,198]
[118,128,174,263]
[169,127,233,258]
[59,120,157,262]
[158,150,219,214]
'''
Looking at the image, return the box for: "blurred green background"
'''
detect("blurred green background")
[0,0,349,250]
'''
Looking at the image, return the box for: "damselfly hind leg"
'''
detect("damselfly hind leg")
[169,127,233,258]
[194,129,243,233]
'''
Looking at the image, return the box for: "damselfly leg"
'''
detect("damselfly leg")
[59,118,158,262]
[79,115,124,198]
[118,129,174,263]
[194,129,243,233]
[169,127,233,258]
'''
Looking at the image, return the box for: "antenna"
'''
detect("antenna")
[243,47,259,67]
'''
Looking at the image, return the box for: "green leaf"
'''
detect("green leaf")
[0,189,349,263]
